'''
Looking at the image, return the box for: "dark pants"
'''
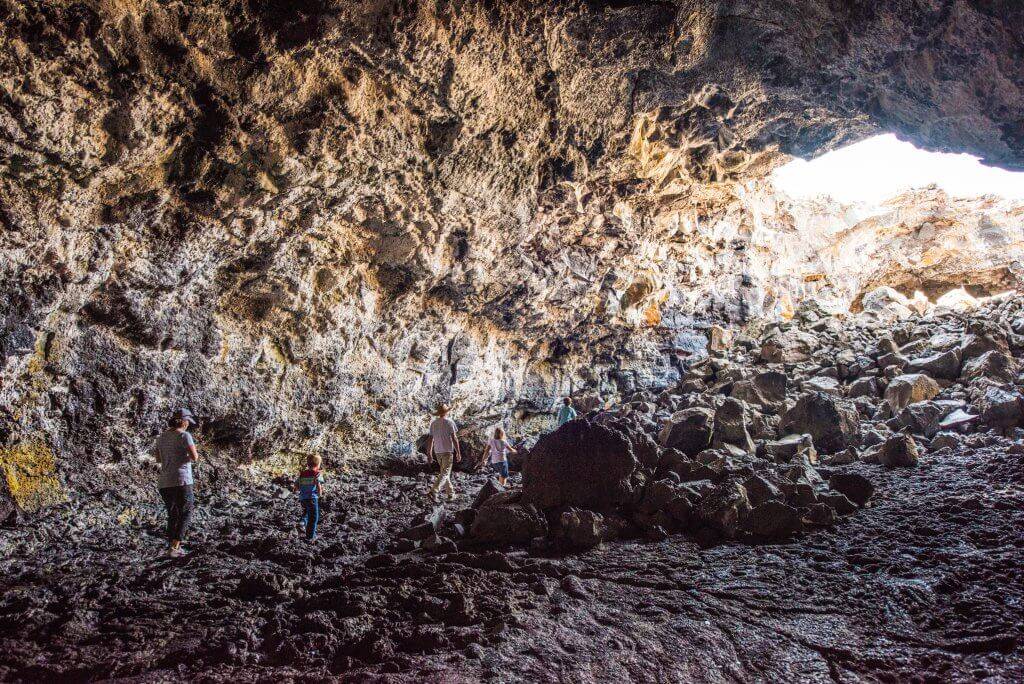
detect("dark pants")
[300,498,319,539]
[159,485,194,543]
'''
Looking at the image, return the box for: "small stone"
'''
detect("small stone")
[561,575,588,599]
[804,502,837,526]
[878,433,919,468]
[884,374,941,412]
[828,472,874,506]
[906,349,961,380]
[741,501,802,540]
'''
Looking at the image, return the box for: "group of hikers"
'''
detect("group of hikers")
[152,398,578,557]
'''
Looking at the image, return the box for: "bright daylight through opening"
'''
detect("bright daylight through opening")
[771,133,1024,205]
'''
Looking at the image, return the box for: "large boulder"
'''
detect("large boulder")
[960,320,1010,361]
[804,376,841,395]
[639,478,684,514]
[471,479,504,509]
[860,286,913,320]
[759,329,819,364]
[847,376,881,399]
[552,509,615,551]
[780,392,861,454]
[522,419,658,510]
[742,474,783,507]
[469,492,548,545]
[761,433,815,463]
[884,374,941,412]
[658,407,714,456]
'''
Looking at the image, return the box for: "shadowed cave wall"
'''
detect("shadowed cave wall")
[1,0,1023,513]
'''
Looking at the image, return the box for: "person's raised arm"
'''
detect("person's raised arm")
[453,425,462,462]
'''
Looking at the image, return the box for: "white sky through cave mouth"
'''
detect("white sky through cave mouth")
[771,133,1024,206]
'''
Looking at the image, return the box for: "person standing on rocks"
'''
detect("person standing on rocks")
[154,408,200,558]
[556,397,577,427]
[427,404,461,502]
[294,454,325,541]
[482,427,517,486]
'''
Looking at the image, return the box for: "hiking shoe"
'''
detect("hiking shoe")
[168,547,187,558]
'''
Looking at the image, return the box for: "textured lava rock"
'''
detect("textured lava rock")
[907,349,962,381]
[469,492,547,546]
[695,479,751,539]
[730,371,788,412]
[521,420,657,511]
[884,374,942,412]
[741,501,802,540]
[828,472,875,506]
[974,386,1024,428]
[759,329,819,364]
[961,351,1017,385]
[896,400,962,438]
[780,393,861,454]
[659,407,715,456]
[552,508,620,551]
[879,433,920,468]
[712,398,756,452]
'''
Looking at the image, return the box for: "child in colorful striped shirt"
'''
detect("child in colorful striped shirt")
[294,454,324,541]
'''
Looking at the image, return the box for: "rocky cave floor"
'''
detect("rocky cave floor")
[3,298,1024,683]
[0,447,1022,683]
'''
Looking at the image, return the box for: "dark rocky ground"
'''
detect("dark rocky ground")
[1,439,1022,682]
[3,296,1024,682]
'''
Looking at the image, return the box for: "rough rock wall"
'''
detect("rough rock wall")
[2,0,1023,507]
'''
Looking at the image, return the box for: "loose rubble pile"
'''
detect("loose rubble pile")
[400,292,1024,555]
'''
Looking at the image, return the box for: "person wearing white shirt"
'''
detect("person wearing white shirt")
[481,426,517,486]
[427,404,461,502]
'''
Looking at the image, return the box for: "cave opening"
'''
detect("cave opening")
[750,133,1024,317]
[772,133,1024,205]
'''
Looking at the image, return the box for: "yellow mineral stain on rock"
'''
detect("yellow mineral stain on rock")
[248,450,304,479]
[0,440,67,511]
[643,300,662,326]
